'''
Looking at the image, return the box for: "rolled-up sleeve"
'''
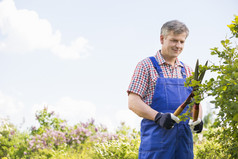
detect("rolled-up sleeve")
[127,60,150,98]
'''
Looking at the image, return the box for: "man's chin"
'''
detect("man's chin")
[171,52,181,57]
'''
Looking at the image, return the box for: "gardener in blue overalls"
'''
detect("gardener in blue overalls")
[127,20,203,159]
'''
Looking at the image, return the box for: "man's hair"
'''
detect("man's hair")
[160,20,189,37]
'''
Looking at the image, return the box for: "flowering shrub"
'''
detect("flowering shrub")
[29,129,67,150]
[24,107,123,158]
[31,107,67,135]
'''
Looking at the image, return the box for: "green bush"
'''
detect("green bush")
[92,123,140,159]
[0,118,29,159]
[194,127,234,159]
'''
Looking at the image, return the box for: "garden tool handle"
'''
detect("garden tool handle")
[193,103,199,122]
[173,92,194,116]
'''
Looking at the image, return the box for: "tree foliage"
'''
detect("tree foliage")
[192,15,238,158]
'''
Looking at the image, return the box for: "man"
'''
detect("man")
[127,20,203,159]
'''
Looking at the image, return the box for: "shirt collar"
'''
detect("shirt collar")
[155,50,183,67]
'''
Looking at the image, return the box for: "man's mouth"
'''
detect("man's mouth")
[172,49,180,52]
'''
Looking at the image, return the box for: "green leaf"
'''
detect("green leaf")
[198,60,208,83]
[233,114,238,122]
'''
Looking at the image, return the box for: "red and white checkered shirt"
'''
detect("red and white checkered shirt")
[127,51,193,106]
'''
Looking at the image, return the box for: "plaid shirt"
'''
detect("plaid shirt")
[127,51,193,106]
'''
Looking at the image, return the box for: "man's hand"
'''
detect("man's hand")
[154,112,180,129]
[189,118,203,133]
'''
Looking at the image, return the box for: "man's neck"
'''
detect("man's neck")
[160,53,176,66]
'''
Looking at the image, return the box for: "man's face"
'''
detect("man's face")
[160,31,187,59]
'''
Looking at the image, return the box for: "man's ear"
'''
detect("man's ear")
[160,35,164,45]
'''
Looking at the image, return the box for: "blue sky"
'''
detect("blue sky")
[0,0,237,131]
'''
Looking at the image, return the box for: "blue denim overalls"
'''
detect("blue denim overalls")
[139,57,193,159]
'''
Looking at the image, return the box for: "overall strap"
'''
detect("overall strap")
[149,57,164,78]
[180,61,187,79]
[149,56,187,79]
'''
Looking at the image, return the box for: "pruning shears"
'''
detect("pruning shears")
[173,59,208,121]
[192,60,208,121]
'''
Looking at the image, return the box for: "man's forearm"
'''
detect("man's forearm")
[128,93,158,121]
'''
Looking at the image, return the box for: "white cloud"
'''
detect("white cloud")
[30,100,140,132]
[95,115,115,131]
[52,37,91,60]
[116,109,141,130]
[0,0,91,59]
[0,92,139,131]
[0,95,96,129]
[0,93,140,131]
[0,91,25,125]
[94,109,141,132]
[32,97,96,126]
